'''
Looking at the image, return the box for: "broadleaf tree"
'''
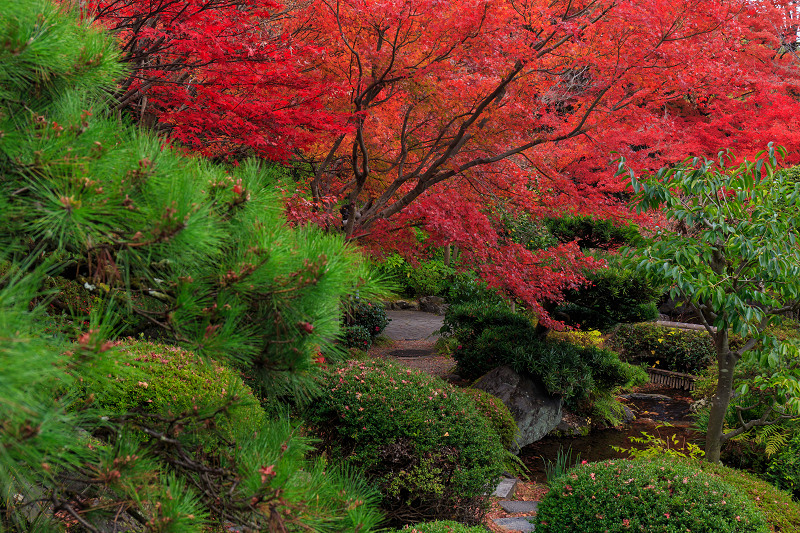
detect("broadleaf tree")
[621,144,800,463]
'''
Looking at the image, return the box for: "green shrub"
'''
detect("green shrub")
[696,461,800,532]
[444,302,646,423]
[537,458,769,533]
[375,254,457,297]
[460,388,519,450]
[392,520,487,532]
[408,259,456,296]
[346,298,389,338]
[544,216,642,250]
[307,359,506,526]
[608,322,716,374]
[78,339,265,450]
[342,324,373,350]
[441,302,531,379]
[511,340,647,412]
[557,261,661,331]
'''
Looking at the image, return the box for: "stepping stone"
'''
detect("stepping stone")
[499,500,539,514]
[493,517,536,532]
[492,477,517,498]
[620,393,672,401]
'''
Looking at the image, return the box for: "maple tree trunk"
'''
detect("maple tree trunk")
[705,333,735,463]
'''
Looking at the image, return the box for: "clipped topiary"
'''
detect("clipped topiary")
[78,339,265,450]
[307,359,506,526]
[537,458,769,533]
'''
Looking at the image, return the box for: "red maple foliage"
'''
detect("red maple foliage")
[82,0,800,326]
[84,0,348,161]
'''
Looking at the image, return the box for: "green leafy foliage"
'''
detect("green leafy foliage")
[558,258,661,330]
[537,458,769,533]
[440,301,532,379]
[307,359,506,526]
[541,446,582,484]
[342,324,373,350]
[762,425,800,499]
[391,521,487,532]
[621,146,800,461]
[608,323,716,374]
[375,254,457,297]
[611,422,705,460]
[460,388,519,450]
[343,298,389,339]
[695,461,800,532]
[443,302,646,422]
[544,216,642,250]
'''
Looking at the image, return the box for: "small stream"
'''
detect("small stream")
[518,386,701,484]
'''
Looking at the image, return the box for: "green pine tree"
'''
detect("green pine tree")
[0,0,386,530]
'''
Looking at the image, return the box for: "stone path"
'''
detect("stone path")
[383,310,445,341]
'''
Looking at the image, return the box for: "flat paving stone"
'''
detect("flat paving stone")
[491,477,517,498]
[493,517,536,532]
[499,500,539,514]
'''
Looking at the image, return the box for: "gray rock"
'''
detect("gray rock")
[620,393,672,401]
[418,295,448,315]
[389,299,418,310]
[473,366,562,448]
[492,477,518,498]
[499,500,539,514]
[493,517,536,532]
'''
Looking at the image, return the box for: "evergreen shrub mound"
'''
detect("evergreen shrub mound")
[697,460,800,532]
[392,520,487,532]
[342,298,389,349]
[308,359,506,526]
[443,303,647,417]
[557,263,660,330]
[460,388,519,450]
[79,339,265,450]
[608,323,716,374]
[537,458,769,533]
[441,302,533,379]
[544,216,642,250]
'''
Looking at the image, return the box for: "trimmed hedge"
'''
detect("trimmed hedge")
[537,458,769,533]
[307,359,506,526]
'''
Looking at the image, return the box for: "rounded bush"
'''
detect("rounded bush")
[537,458,769,533]
[79,339,265,450]
[342,324,372,350]
[392,520,487,532]
[608,323,715,374]
[308,359,506,525]
[349,299,389,338]
[460,388,519,450]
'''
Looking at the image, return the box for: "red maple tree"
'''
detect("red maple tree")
[284,0,800,324]
[83,0,800,326]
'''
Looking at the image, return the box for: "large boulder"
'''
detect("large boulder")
[473,365,562,449]
[419,295,448,315]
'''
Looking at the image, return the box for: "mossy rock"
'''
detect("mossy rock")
[78,339,265,451]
